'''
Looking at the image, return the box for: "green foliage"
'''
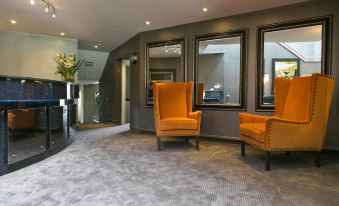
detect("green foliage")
[54,52,85,82]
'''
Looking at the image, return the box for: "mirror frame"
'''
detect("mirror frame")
[193,29,248,110]
[145,38,186,107]
[256,16,332,111]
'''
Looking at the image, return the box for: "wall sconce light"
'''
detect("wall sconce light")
[130,52,138,64]
[213,84,221,89]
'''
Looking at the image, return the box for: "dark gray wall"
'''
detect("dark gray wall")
[99,34,141,123]
[100,0,339,149]
[83,84,99,123]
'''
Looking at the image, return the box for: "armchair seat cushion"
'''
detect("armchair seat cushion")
[240,123,266,143]
[160,117,197,131]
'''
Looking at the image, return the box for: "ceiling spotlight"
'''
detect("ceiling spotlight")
[10,20,17,24]
[34,0,57,18]
[60,32,65,36]
[145,21,150,25]
[165,49,169,53]
[52,8,56,18]
[44,5,49,12]
[94,45,98,49]
[203,7,208,12]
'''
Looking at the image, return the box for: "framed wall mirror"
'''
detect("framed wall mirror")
[257,16,332,111]
[145,39,185,106]
[194,29,247,109]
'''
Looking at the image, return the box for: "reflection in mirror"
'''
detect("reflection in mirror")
[262,25,322,106]
[146,40,185,105]
[8,108,46,164]
[195,30,246,108]
[257,16,331,110]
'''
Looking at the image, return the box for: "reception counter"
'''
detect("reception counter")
[0,75,79,175]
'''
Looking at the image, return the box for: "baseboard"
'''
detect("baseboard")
[130,125,154,133]
[130,125,339,152]
[200,133,240,141]
[130,125,240,141]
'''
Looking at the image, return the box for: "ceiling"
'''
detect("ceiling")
[0,0,309,52]
[150,44,182,58]
[265,25,322,42]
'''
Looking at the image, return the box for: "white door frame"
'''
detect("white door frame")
[121,59,130,124]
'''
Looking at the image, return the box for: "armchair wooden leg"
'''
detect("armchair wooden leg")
[314,151,321,168]
[157,136,162,151]
[195,136,199,150]
[241,141,245,157]
[265,151,271,171]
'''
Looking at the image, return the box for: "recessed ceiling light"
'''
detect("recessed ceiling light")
[30,0,35,5]
[10,20,17,24]
[60,32,65,36]
[94,45,98,49]
[145,21,150,25]
[203,8,208,12]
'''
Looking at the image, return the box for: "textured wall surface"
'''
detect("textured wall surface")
[77,50,109,81]
[0,31,78,81]
[99,34,141,123]
[149,57,182,81]
[100,0,339,149]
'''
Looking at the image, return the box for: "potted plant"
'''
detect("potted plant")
[54,52,85,83]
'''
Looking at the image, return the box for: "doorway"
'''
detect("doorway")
[121,59,130,124]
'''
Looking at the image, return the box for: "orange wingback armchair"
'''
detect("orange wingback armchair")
[239,73,334,170]
[153,81,202,150]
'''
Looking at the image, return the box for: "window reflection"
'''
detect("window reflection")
[146,41,185,105]
[196,33,245,108]
[262,25,323,106]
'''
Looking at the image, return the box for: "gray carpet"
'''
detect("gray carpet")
[0,125,339,206]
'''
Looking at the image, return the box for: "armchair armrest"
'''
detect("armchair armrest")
[265,118,323,151]
[188,111,202,120]
[239,113,271,124]
[188,111,202,131]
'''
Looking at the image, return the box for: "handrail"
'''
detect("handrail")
[99,95,109,115]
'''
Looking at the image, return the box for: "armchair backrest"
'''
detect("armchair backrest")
[9,109,36,129]
[153,82,193,119]
[275,73,334,124]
